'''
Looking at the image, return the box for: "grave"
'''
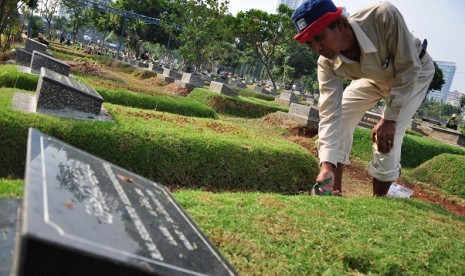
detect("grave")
[25,38,48,54]
[230,80,246,89]
[15,48,33,66]
[276,92,298,105]
[254,85,266,94]
[174,73,205,91]
[36,67,104,117]
[287,103,319,126]
[31,50,70,75]
[0,198,22,276]
[358,111,382,129]
[430,126,465,147]
[157,69,183,83]
[209,81,238,97]
[14,128,237,276]
[138,62,149,69]
[148,63,163,73]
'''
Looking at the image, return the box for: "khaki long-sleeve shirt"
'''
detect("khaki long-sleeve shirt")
[317,2,424,166]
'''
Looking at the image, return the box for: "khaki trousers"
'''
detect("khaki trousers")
[337,53,435,182]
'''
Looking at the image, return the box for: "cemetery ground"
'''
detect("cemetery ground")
[1,42,465,275]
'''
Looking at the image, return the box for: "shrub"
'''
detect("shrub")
[238,89,275,101]
[350,127,465,167]
[409,154,465,199]
[0,89,318,193]
[0,65,39,91]
[95,87,218,119]
[187,88,288,118]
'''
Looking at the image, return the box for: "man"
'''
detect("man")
[446,114,458,130]
[140,50,149,62]
[291,0,434,196]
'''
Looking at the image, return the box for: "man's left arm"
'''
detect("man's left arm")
[372,3,422,152]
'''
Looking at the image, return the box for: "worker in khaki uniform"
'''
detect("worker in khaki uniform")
[291,0,434,196]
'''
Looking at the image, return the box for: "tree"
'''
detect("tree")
[162,0,232,71]
[41,0,61,39]
[460,95,465,110]
[232,4,295,92]
[61,0,91,43]
[426,61,445,95]
[0,0,23,51]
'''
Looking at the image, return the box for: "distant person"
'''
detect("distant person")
[140,50,149,62]
[446,114,458,130]
[37,33,49,46]
[291,0,434,196]
[60,31,65,44]
[21,32,28,42]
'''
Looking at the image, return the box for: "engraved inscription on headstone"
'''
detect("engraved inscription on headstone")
[17,128,236,276]
[358,111,382,129]
[31,50,70,75]
[36,67,103,116]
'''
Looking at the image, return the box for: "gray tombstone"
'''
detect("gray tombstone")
[288,103,319,125]
[358,111,382,129]
[209,81,238,97]
[148,63,163,73]
[163,69,182,80]
[157,74,175,83]
[231,80,246,89]
[25,38,48,54]
[276,92,298,106]
[15,48,33,66]
[31,50,70,75]
[16,128,237,276]
[254,85,265,94]
[181,73,204,87]
[138,62,149,68]
[36,67,103,117]
[0,198,22,276]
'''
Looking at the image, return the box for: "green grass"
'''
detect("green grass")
[350,127,465,167]
[187,88,288,118]
[0,64,39,91]
[238,89,276,101]
[3,49,465,274]
[0,88,318,193]
[0,178,23,198]
[94,86,218,119]
[408,154,465,199]
[174,190,465,275]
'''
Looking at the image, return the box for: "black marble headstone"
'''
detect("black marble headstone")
[35,67,103,117]
[17,129,236,276]
[31,50,70,76]
[0,198,22,275]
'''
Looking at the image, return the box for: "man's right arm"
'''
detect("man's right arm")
[316,59,344,166]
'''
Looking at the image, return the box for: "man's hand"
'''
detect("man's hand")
[371,119,396,153]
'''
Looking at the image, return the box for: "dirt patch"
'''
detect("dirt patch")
[68,60,123,82]
[0,51,15,63]
[285,119,465,216]
[163,83,191,97]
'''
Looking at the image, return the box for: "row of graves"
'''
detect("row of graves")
[2,38,237,275]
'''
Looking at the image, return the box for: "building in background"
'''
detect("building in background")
[428,61,457,103]
[277,0,304,10]
[446,90,464,107]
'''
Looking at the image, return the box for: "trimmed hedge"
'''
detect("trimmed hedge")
[238,89,275,101]
[0,89,319,193]
[0,65,39,91]
[409,154,465,199]
[187,88,288,118]
[350,127,465,168]
[95,87,218,119]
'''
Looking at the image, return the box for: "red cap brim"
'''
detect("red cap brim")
[294,7,343,44]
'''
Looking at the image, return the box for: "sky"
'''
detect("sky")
[228,0,465,93]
